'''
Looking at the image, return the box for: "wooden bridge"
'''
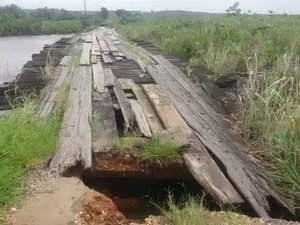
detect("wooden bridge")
[3,27,295,219]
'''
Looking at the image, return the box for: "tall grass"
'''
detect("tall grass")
[115,14,300,81]
[0,79,70,216]
[242,53,300,208]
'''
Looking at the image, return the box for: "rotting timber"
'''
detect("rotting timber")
[2,27,296,219]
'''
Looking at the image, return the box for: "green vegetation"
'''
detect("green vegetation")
[113,135,181,165]
[114,12,300,211]
[160,195,246,225]
[0,4,109,36]
[0,77,70,218]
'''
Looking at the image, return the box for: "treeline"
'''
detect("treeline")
[0,4,109,36]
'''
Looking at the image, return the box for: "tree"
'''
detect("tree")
[99,7,109,20]
[226,1,241,15]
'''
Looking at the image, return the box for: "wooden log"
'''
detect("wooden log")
[92,62,105,93]
[92,92,118,153]
[80,43,92,65]
[128,81,164,135]
[59,56,73,66]
[104,68,115,87]
[37,65,73,118]
[113,79,134,134]
[49,66,92,174]
[130,100,152,138]
[146,63,293,217]
[102,54,114,64]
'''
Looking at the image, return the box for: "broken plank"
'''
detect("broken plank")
[128,81,164,135]
[80,43,92,65]
[114,79,134,134]
[102,53,113,64]
[92,62,105,93]
[104,68,115,87]
[130,100,152,138]
[49,66,92,174]
[93,92,118,153]
[146,64,293,217]
[142,83,243,206]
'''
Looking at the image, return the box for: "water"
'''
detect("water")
[0,34,73,84]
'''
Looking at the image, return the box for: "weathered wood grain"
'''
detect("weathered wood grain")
[114,79,134,134]
[128,81,164,135]
[104,68,115,87]
[49,66,92,174]
[80,43,92,65]
[146,63,293,217]
[92,92,118,153]
[91,55,97,64]
[118,78,131,90]
[102,54,114,64]
[142,83,244,205]
[130,100,152,138]
[92,62,105,93]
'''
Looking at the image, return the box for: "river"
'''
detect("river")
[0,34,73,84]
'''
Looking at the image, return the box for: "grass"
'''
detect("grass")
[113,135,182,166]
[0,74,70,219]
[159,195,246,225]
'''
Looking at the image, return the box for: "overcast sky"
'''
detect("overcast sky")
[0,0,299,14]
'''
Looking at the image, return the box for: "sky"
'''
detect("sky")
[0,0,299,14]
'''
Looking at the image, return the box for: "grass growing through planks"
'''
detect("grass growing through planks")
[159,195,246,225]
[140,136,181,166]
[0,79,70,218]
[113,135,182,166]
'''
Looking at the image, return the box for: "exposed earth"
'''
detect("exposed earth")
[6,170,300,225]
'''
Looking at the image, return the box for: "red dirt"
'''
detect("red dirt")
[74,190,131,225]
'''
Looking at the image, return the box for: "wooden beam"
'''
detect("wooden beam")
[92,62,105,93]
[102,54,114,64]
[114,79,134,134]
[130,100,152,138]
[142,83,244,206]
[80,43,92,65]
[49,66,92,174]
[92,92,118,153]
[104,68,115,87]
[146,63,293,217]
[129,81,164,135]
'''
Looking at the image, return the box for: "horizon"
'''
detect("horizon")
[0,0,299,14]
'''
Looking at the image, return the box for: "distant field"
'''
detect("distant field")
[115,13,300,212]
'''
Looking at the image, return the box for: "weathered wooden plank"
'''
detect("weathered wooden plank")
[92,62,105,93]
[146,63,293,217]
[128,81,164,135]
[118,78,131,90]
[142,84,189,132]
[37,66,72,118]
[130,100,152,138]
[49,66,92,174]
[92,44,101,56]
[92,34,98,45]
[114,79,134,134]
[104,68,115,87]
[102,54,114,64]
[92,92,118,153]
[59,56,73,66]
[80,43,92,65]
[98,37,110,53]
[91,55,97,64]
[142,83,244,205]
[85,34,92,43]
[104,37,119,52]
